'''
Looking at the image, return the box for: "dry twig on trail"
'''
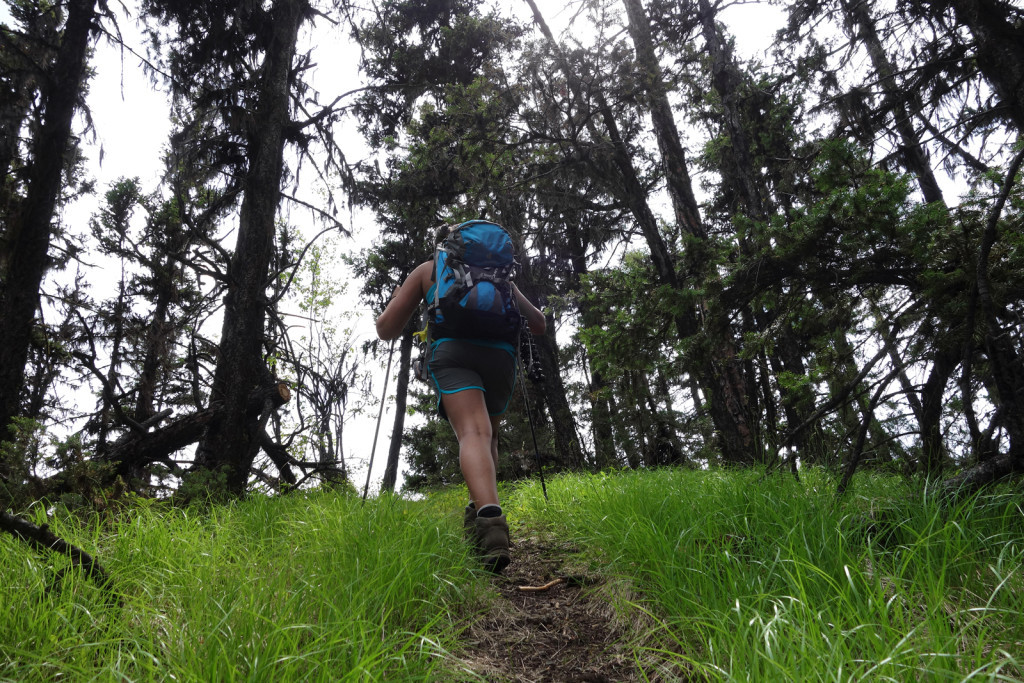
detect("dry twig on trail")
[518,577,564,592]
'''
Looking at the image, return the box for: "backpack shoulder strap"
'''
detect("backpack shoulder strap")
[430,245,443,310]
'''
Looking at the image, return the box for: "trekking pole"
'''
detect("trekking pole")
[363,337,396,502]
[518,326,548,501]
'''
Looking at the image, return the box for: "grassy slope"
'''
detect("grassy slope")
[513,468,1024,681]
[2,469,1022,681]
[1,490,483,682]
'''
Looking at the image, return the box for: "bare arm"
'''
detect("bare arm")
[514,284,546,335]
[375,262,432,340]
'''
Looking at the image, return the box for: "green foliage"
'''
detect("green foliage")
[174,465,232,505]
[0,416,46,509]
[353,0,523,148]
[269,233,363,487]
[579,252,686,378]
[1,420,123,512]
[9,0,1024,514]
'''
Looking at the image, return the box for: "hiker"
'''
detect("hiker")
[375,221,546,572]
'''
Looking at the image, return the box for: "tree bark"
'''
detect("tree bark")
[0,18,54,228]
[842,0,946,205]
[624,0,706,240]
[194,0,306,496]
[696,0,766,222]
[516,260,586,469]
[970,144,1024,470]
[946,0,1024,131]
[0,0,97,456]
[920,348,956,474]
[564,222,616,468]
[381,327,414,493]
[588,369,617,469]
[134,255,180,424]
[940,452,1023,502]
[620,0,756,464]
[1,510,112,590]
[101,383,290,479]
[533,317,586,469]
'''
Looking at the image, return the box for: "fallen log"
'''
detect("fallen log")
[0,510,113,591]
[940,452,1024,502]
[101,382,292,476]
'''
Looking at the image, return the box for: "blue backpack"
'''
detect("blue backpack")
[429,220,521,344]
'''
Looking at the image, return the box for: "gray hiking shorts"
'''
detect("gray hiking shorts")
[428,338,517,418]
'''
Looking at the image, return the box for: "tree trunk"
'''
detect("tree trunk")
[516,263,586,470]
[526,0,756,464]
[919,348,955,474]
[135,255,180,424]
[971,146,1024,470]
[381,327,414,493]
[565,223,616,468]
[523,0,678,286]
[0,22,53,228]
[829,330,877,459]
[765,318,821,463]
[607,385,637,469]
[696,0,765,221]
[842,0,946,205]
[0,0,97,457]
[623,0,706,241]
[533,321,586,469]
[947,0,1024,131]
[621,0,757,464]
[588,369,617,469]
[194,0,305,496]
[654,370,687,464]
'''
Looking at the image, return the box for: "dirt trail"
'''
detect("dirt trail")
[458,529,681,682]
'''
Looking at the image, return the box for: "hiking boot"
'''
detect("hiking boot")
[474,514,511,573]
[463,504,477,544]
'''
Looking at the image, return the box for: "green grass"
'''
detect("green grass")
[512,468,1024,681]
[3,470,1023,681]
[1,489,484,682]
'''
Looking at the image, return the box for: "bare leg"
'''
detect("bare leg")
[441,389,500,508]
[489,414,501,471]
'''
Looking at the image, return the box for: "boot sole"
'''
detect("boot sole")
[483,550,511,573]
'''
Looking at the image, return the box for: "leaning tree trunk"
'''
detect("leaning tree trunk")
[565,224,618,468]
[946,0,1024,133]
[532,315,586,470]
[695,1,824,466]
[621,0,757,463]
[959,145,1024,485]
[194,0,305,496]
[842,0,946,205]
[623,0,705,240]
[526,0,756,464]
[381,327,414,493]
[931,144,1024,503]
[0,0,97,464]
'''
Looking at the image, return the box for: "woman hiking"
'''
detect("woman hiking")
[375,221,546,573]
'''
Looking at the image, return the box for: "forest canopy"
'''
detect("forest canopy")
[1,0,1023,512]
